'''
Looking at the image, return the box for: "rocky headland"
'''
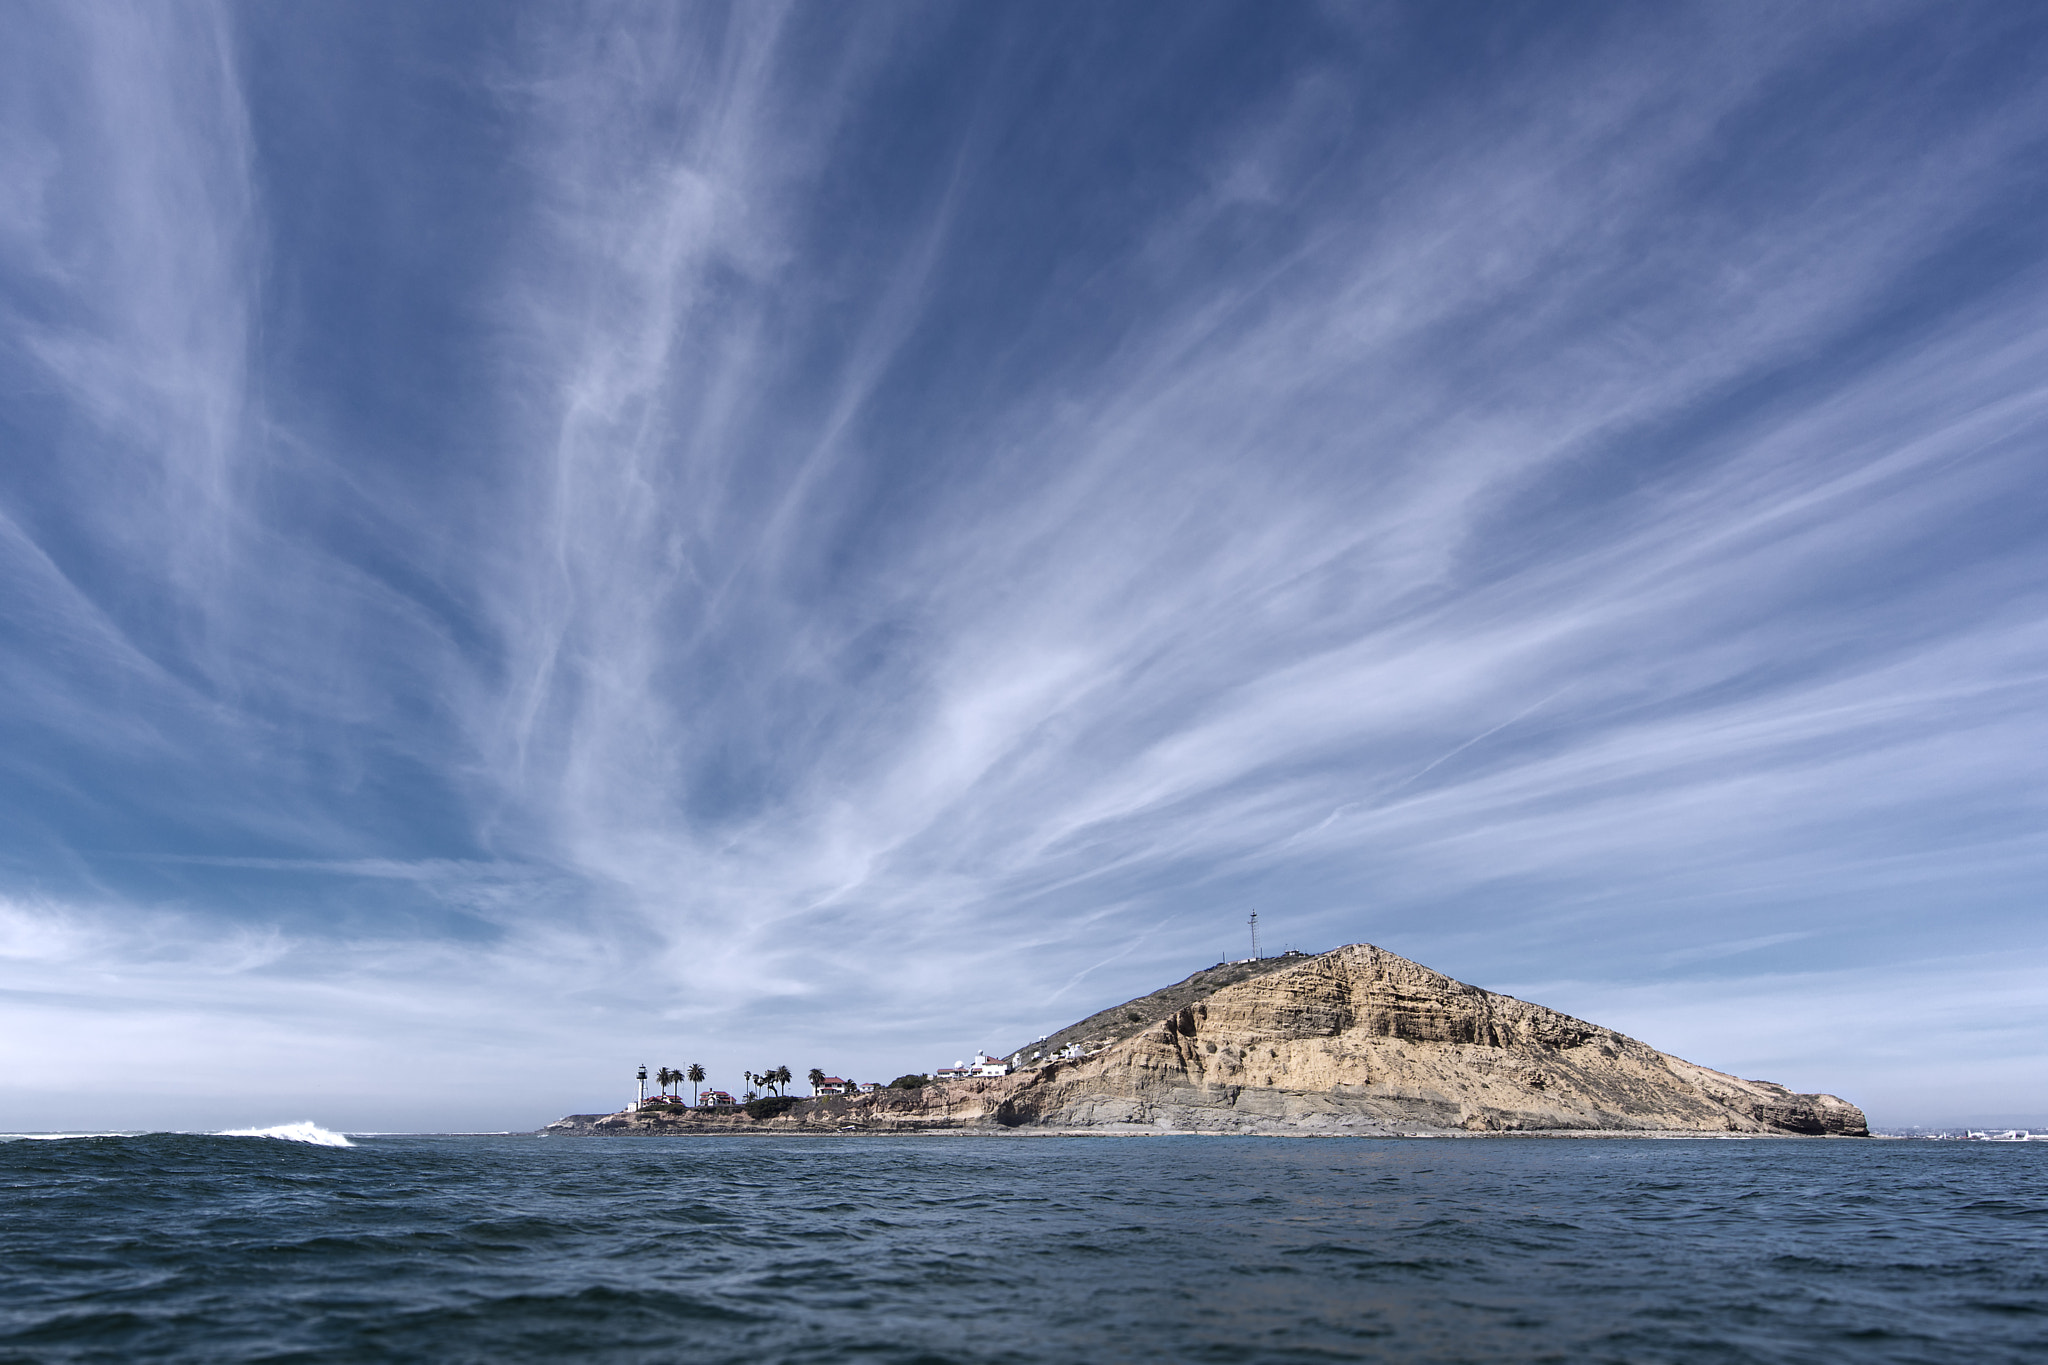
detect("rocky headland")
[544,943,1867,1137]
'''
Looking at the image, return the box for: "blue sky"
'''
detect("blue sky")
[3,2,2045,1132]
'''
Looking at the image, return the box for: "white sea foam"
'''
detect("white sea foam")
[215,1121,354,1147]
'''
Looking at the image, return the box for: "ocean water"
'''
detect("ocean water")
[1,1130,2041,1363]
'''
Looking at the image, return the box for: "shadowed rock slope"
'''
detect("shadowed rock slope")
[546,944,1867,1137]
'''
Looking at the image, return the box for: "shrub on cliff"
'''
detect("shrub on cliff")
[888,1074,927,1090]
[745,1095,802,1120]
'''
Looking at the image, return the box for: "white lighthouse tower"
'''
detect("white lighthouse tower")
[635,1064,648,1111]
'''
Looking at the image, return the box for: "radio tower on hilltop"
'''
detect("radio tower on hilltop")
[1248,911,1260,960]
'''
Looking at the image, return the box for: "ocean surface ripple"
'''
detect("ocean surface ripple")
[0,1133,2041,1362]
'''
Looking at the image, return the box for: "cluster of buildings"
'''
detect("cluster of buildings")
[797,1041,1102,1096]
[633,1081,889,1108]
[630,1039,1111,1113]
[931,1040,1095,1080]
[932,1051,1016,1081]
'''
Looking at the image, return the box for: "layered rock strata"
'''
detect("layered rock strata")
[545,943,1866,1137]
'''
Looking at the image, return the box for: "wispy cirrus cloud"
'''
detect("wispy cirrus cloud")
[2,2,2044,1127]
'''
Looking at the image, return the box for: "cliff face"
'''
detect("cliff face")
[546,944,1867,1137]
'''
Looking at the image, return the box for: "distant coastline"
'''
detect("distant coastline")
[545,943,1869,1138]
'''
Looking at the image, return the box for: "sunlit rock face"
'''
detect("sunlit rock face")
[987,943,1870,1136]
[548,944,1867,1137]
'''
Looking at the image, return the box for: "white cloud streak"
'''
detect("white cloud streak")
[3,3,2044,1126]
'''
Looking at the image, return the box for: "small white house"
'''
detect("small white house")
[971,1050,1011,1078]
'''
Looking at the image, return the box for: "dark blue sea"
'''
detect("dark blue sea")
[2,1129,2042,1363]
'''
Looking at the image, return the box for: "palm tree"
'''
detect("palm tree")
[808,1067,827,1095]
[773,1065,793,1097]
[687,1063,705,1106]
[655,1067,675,1098]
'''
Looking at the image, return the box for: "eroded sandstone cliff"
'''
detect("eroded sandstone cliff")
[546,944,1867,1137]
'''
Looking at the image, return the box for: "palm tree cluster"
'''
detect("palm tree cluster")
[638,1061,818,1110]
[650,1063,709,1105]
[743,1065,793,1097]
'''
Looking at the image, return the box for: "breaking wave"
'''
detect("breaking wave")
[215,1121,354,1147]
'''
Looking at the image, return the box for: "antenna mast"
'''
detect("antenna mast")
[1248,911,1260,960]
